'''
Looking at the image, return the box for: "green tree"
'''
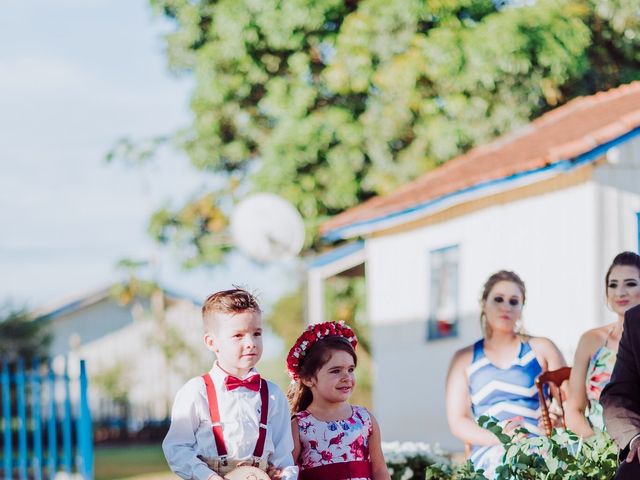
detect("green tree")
[0,305,51,362]
[109,0,638,268]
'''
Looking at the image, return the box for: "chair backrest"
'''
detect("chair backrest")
[535,366,572,437]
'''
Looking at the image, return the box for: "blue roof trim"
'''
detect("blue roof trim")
[323,127,640,241]
[41,298,93,320]
[37,285,202,321]
[308,240,365,269]
[163,287,203,307]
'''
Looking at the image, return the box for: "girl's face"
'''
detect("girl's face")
[483,280,524,335]
[305,350,356,404]
[607,265,640,316]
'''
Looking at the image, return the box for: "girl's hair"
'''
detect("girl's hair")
[287,336,357,413]
[605,251,640,295]
[479,270,526,336]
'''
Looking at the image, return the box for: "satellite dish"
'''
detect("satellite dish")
[230,193,305,262]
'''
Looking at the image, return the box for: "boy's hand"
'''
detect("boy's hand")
[266,463,283,480]
[207,474,224,480]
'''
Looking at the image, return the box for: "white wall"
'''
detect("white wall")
[593,135,640,328]
[365,181,602,449]
[48,299,134,357]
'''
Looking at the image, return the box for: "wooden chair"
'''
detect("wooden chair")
[535,366,572,436]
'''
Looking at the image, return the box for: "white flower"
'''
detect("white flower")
[400,467,413,480]
[381,440,447,466]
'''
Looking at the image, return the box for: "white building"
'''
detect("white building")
[308,82,640,449]
[37,286,210,427]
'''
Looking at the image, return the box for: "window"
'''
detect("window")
[427,245,459,340]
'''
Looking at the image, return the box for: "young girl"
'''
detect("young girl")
[287,321,391,480]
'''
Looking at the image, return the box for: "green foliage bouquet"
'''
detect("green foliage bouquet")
[425,460,488,480]
[493,428,618,479]
[425,416,619,480]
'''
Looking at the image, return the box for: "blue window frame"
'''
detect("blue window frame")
[426,245,459,341]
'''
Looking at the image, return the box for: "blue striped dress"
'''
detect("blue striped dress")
[466,339,543,477]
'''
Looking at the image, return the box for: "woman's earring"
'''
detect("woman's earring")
[515,318,523,334]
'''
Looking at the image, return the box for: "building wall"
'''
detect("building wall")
[365,180,602,449]
[75,299,211,421]
[48,299,135,357]
[47,297,210,423]
[593,135,640,330]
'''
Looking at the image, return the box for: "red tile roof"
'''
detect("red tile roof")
[321,82,640,239]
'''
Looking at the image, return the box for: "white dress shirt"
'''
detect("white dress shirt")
[162,363,298,480]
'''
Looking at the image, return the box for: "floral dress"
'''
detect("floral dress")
[585,338,617,431]
[295,406,373,480]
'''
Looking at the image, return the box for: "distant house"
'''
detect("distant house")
[37,286,210,428]
[309,82,640,449]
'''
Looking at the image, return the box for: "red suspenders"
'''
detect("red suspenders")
[202,374,269,463]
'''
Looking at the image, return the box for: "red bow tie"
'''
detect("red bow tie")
[224,374,261,392]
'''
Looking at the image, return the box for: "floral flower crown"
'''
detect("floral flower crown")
[286,321,358,380]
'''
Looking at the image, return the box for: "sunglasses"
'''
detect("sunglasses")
[492,296,521,307]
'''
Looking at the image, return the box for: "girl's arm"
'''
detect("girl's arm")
[445,348,501,446]
[564,332,597,437]
[290,418,301,465]
[368,414,391,480]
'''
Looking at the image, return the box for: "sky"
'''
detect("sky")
[0,0,299,311]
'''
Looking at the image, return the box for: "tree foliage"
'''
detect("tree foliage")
[0,305,51,362]
[120,0,640,267]
[267,279,369,353]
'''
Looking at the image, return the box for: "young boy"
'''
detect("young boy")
[162,288,298,480]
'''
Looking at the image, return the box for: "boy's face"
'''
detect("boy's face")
[204,310,263,377]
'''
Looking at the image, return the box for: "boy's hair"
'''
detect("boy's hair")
[202,288,261,332]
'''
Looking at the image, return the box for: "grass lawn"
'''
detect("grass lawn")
[94,443,174,480]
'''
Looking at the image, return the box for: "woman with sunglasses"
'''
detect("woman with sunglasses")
[445,270,566,478]
[564,252,640,437]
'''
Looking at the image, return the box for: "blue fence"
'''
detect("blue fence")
[0,357,93,480]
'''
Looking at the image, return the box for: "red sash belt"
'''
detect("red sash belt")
[299,460,372,480]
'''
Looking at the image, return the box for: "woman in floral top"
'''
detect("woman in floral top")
[286,321,390,480]
[565,252,640,436]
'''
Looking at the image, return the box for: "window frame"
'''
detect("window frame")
[426,244,460,341]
